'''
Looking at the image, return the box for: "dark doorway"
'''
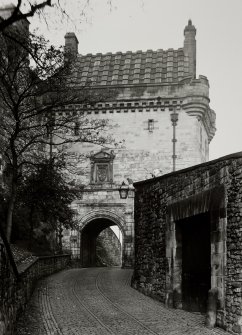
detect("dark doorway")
[81,219,122,267]
[178,212,211,313]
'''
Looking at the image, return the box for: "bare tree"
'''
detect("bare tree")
[0,25,116,241]
[0,1,52,32]
[0,0,114,33]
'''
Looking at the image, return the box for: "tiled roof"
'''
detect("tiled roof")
[74,48,190,86]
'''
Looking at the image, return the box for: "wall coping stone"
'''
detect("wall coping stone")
[134,151,242,187]
[17,254,71,275]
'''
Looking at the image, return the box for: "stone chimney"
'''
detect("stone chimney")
[64,32,79,58]
[184,19,196,78]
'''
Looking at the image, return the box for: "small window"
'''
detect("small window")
[148,119,154,132]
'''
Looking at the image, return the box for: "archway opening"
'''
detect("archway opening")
[176,212,211,313]
[81,218,123,267]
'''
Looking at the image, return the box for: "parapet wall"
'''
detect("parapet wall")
[132,152,242,334]
[0,250,70,335]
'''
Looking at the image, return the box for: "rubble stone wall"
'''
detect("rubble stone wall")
[132,152,242,334]
[96,227,122,266]
[0,254,70,335]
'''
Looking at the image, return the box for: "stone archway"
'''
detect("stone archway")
[166,186,226,326]
[78,210,131,268]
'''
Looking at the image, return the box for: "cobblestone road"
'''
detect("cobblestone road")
[16,268,231,335]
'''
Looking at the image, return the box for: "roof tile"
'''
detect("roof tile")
[74,47,189,86]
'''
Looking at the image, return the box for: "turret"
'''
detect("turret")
[64,32,79,58]
[184,19,196,78]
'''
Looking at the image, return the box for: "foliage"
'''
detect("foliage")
[22,160,79,227]
[14,158,81,253]
[0,21,115,241]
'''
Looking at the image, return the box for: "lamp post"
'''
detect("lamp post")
[119,181,129,199]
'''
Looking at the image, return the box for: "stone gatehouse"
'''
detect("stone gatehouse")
[62,20,216,268]
[132,152,242,334]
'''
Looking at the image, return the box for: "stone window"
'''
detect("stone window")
[90,150,115,184]
[148,119,154,132]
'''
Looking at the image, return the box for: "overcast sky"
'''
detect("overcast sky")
[3,0,242,160]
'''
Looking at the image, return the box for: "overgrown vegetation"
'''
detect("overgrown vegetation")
[0,10,115,247]
[11,158,80,254]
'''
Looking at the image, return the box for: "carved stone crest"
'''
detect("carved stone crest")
[90,150,115,184]
[97,164,108,182]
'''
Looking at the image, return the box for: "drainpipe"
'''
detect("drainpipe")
[170,109,179,172]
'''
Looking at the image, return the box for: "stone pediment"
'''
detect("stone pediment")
[90,150,115,162]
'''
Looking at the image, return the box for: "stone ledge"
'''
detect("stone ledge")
[134,151,242,187]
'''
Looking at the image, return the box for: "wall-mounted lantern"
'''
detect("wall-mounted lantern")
[119,181,129,199]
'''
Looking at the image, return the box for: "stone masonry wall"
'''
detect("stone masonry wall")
[0,253,70,335]
[59,70,214,269]
[66,77,212,185]
[62,184,134,268]
[132,152,242,334]
[96,227,121,266]
[61,76,214,188]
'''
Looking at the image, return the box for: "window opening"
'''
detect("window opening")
[148,119,154,132]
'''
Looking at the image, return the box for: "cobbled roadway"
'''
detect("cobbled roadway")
[16,268,231,335]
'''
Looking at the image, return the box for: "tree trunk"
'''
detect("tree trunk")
[6,178,17,242]
[28,205,34,250]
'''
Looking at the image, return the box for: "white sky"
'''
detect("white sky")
[2,0,242,160]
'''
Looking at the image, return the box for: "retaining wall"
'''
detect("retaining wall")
[0,251,70,335]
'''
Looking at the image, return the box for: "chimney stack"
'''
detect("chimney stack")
[64,32,79,58]
[184,19,196,78]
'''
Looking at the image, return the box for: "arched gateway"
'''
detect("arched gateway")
[64,205,134,268]
[79,210,129,268]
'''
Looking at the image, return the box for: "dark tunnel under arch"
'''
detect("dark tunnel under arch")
[80,217,123,267]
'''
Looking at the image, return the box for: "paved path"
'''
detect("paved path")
[16,267,230,335]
